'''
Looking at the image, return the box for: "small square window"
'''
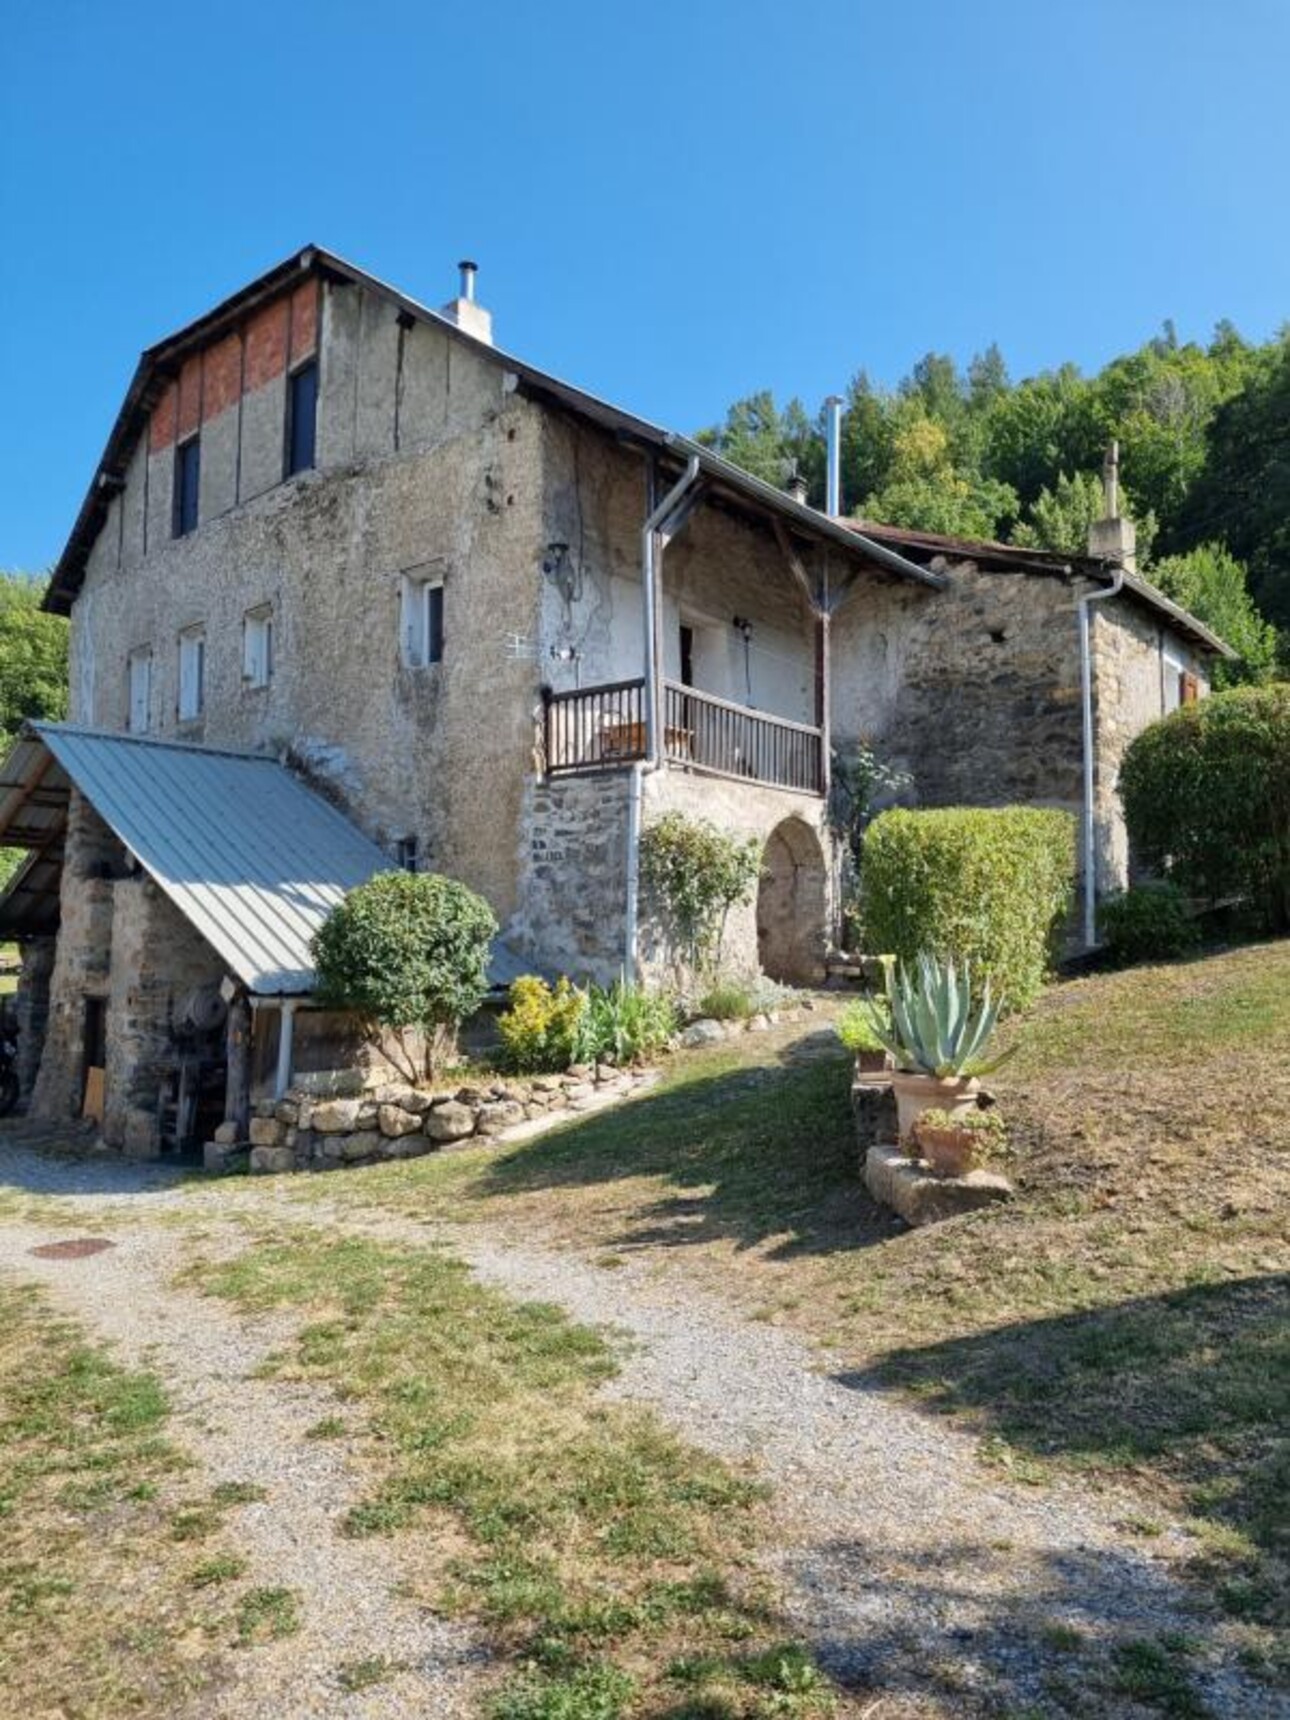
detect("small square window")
[395,835,419,873]
[178,627,205,721]
[243,606,273,689]
[174,437,200,537]
[286,360,318,477]
[401,576,445,668]
[128,648,152,734]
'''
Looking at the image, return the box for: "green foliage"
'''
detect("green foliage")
[639,813,762,976]
[1099,882,1201,965]
[695,982,755,1023]
[312,870,497,1076]
[828,742,912,871]
[1119,685,1290,930]
[1150,544,1278,687]
[871,953,1011,1078]
[491,1663,635,1720]
[0,573,68,748]
[581,981,676,1065]
[498,976,588,1073]
[835,995,889,1054]
[1011,469,1110,555]
[862,807,1076,1010]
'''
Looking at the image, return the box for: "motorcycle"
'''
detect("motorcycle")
[0,1020,18,1117]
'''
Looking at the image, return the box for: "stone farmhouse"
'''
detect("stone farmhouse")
[0,246,1229,1155]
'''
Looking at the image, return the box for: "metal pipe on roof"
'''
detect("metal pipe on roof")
[825,395,844,517]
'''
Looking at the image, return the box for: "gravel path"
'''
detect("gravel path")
[0,1133,1280,1718]
[0,1213,485,1719]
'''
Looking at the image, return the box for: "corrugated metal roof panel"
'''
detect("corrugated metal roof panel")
[31,724,389,994]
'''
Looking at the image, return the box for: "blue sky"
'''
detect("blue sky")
[3,0,1288,571]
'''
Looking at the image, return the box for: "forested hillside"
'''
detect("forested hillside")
[697,322,1289,681]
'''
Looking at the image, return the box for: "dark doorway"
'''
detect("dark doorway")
[82,996,107,1121]
[679,624,695,688]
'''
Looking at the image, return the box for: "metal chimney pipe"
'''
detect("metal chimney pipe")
[825,395,843,516]
[457,259,478,302]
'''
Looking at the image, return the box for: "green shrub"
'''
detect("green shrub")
[498,976,588,1072]
[1119,685,1290,931]
[582,981,677,1065]
[639,813,762,975]
[862,807,1076,1010]
[1100,882,1200,965]
[835,996,890,1054]
[312,871,496,1079]
[695,982,755,1022]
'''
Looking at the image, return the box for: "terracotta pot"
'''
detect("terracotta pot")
[854,1049,894,1077]
[915,1122,978,1178]
[888,1071,979,1144]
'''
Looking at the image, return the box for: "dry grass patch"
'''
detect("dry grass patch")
[187,1227,854,1718]
[0,1281,245,1715]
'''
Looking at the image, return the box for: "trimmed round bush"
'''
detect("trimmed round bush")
[312,870,497,1077]
[1119,685,1290,931]
[1099,882,1200,965]
[862,807,1076,1009]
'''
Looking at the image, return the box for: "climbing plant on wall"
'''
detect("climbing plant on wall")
[639,812,762,978]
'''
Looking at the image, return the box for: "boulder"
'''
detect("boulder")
[679,1019,726,1049]
[424,1101,476,1143]
[864,1141,1013,1228]
[248,1116,284,1148]
[311,1098,364,1134]
[250,1145,295,1175]
[341,1130,382,1162]
[212,1120,240,1146]
[378,1104,423,1138]
[475,1100,526,1135]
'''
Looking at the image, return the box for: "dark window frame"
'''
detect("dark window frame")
[173,435,201,537]
[284,357,318,478]
[426,582,445,665]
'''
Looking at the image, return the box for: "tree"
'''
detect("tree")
[1011,470,1106,555]
[0,573,68,748]
[861,409,1018,539]
[1149,544,1278,687]
[311,871,497,1080]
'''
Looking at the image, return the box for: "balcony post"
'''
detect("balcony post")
[641,457,701,765]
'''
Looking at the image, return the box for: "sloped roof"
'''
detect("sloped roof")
[0,725,391,993]
[45,246,946,615]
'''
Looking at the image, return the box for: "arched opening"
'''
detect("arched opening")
[756,818,828,984]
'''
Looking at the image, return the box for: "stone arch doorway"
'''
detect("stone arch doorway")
[756,818,828,984]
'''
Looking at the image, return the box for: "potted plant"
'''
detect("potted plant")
[835,995,894,1075]
[912,1106,1007,1177]
[867,953,1013,1142]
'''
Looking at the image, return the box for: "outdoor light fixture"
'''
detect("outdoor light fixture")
[541,540,582,608]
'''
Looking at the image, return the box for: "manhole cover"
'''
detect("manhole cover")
[29,1238,116,1260]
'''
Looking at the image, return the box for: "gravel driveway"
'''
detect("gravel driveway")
[0,1132,1279,1718]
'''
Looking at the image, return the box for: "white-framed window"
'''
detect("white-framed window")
[178,626,206,721]
[1162,647,1185,715]
[243,605,273,689]
[401,574,445,668]
[127,647,152,734]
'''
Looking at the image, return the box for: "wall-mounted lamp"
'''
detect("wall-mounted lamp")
[542,541,582,608]
[732,615,753,641]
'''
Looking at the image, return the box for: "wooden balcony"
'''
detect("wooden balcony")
[543,677,823,796]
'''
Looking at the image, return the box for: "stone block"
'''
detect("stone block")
[202,1141,229,1172]
[248,1116,284,1148]
[250,1145,295,1174]
[864,1142,1013,1228]
[275,1099,300,1126]
[213,1120,240,1145]
[679,1019,726,1048]
[379,1103,423,1138]
[312,1098,363,1133]
[851,1082,898,1157]
[475,1100,526,1135]
[341,1130,382,1162]
[424,1100,475,1143]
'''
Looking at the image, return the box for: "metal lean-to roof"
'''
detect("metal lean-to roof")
[0,724,391,995]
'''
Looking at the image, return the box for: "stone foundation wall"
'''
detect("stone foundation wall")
[233,1063,654,1174]
[510,770,633,985]
[13,937,55,1104]
[30,792,122,1121]
[103,876,225,1156]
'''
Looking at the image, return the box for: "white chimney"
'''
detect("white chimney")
[441,259,493,345]
[825,395,843,515]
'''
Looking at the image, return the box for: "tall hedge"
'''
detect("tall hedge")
[862,807,1076,1009]
[1119,685,1290,930]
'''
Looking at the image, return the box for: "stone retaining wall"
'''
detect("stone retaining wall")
[218,1062,655,1174]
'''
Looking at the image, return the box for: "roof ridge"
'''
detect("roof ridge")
[31,720,272,764]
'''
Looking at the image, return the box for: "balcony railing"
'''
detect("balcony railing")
[543,677,823,795]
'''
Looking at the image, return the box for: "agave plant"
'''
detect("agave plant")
[871,953,1013,1078]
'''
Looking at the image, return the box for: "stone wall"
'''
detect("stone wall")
[508,769,634,985]
[13,937,54,1104]
[235,1063,654,1174]
[103,876,225,1156]
[29,792,120,1121]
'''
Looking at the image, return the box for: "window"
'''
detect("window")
[127,648,152,734]
[178,627,205,721]
[1162,648,1186,715]
[243,606,273,689]
[401,575,445,667]
[285,360,318,477]
[396,835,419,873]
[173,436,200,537]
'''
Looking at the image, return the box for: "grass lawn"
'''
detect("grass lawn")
[271,940,1290,1685]
[0,1281,256,1716]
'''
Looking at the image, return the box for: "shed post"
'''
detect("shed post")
[224,991,251,1133]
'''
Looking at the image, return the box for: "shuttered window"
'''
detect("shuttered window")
[178,628,205,721]
[401,576,444,667]
[128,648,152,734]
